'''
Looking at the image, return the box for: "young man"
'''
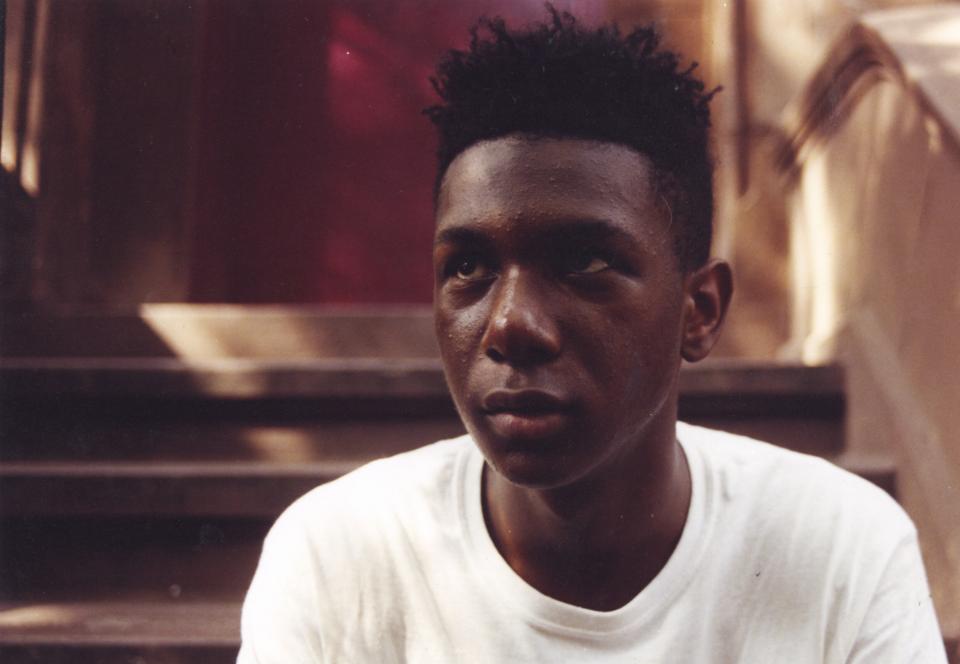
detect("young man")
[239,10,946,663]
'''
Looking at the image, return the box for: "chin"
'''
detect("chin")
[473,435,592,490]
[489,456,579,489]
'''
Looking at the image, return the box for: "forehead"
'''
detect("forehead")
[435,136,667,236]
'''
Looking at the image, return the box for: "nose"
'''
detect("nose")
[481,267,562,366]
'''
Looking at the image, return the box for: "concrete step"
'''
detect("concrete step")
[1,602,955,664]
[0,451,894,519]
[0,306,441,360]
[0,461,349,517]
[0,517,264,602]
[0,600,239,663]
[0,407,843,465]
[0,357,843,402]
[0,359,847,459]
[0,360,853,520]
[0,454,897,607]
[0,359,859,658]
[0,418,467,464]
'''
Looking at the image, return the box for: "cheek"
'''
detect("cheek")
[590,291,685,389]
[433,303,486,384]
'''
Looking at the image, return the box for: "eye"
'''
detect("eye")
[565,249,613,275]
[456,256,480,279]
[445,254,493,282]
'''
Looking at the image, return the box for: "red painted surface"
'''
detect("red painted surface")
[190,1,605,303]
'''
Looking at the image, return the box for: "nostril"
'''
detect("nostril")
[485,346,507,363]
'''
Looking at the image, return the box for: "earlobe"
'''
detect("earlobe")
[681,259,733,362]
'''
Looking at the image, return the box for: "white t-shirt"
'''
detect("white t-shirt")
[238,423,946,663]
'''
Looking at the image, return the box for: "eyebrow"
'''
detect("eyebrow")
[434,217,639,249]
[539,218,638,245]
[433,225,490,248]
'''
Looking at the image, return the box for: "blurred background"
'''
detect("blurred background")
[1,0,958,661]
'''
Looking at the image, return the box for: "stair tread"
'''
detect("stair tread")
[1,452,893,477]
[0,357,449,399]
[0,600,239,646]
[0,459,362,477]
[0,600,953,657]
[1,415,841,464]
[0,420,467,462]
[0,451,895,517]
[0,460,343,517]
[0,358,843,399]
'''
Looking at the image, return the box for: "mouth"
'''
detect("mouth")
[480,389,573,441]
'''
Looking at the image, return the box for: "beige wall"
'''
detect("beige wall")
[783,5,960,634]
[707,0,951,358]
[745,0,939,124]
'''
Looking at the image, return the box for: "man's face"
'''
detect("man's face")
[433,136,689,489]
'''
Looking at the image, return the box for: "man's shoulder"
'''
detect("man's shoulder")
[240,436,476,660]
[270,434,472,540]
[678,422,914,542]
[676,425,941,663]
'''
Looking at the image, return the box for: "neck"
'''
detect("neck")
[481,416,691,611]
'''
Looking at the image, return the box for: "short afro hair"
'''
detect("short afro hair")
[424,6,719,270]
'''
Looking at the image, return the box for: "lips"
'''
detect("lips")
[480,389,573,441]
[482,389,569,414]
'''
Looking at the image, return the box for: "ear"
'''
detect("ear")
[681,259,733,362]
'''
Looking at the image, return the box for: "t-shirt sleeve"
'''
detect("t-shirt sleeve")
[845,530,947,664]
[237,508,325,664]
